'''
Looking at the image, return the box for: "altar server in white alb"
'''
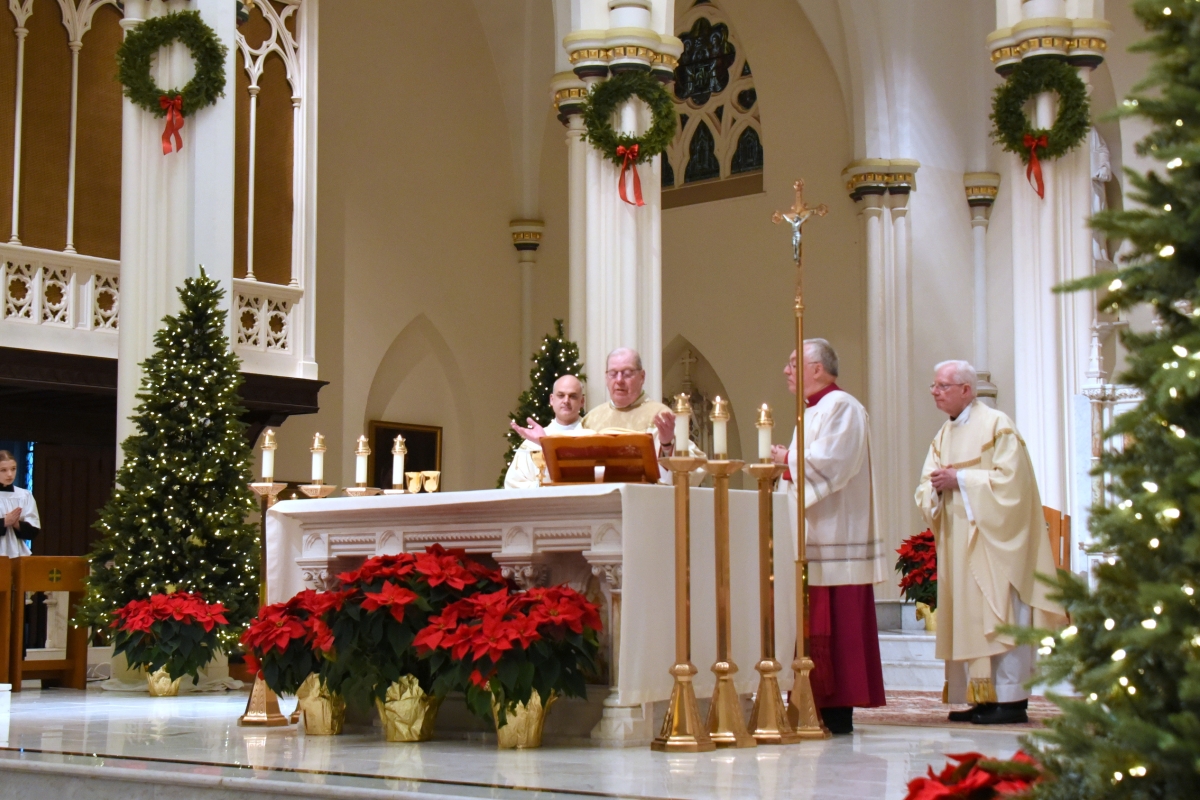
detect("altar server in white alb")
[772,339,886,735]
[0,449,40,557]
[915,360,1065,726]
[505,374,593,489]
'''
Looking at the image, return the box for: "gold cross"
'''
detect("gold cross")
[772,179,828,265]
[48,568,62,583]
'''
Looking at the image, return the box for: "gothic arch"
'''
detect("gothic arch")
[365,314,475,489]
[662,334,743,464]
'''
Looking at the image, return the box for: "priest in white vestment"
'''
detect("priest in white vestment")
[915,360,1066,725]
[771,340,885,734]
[505,375,594,489]
[0,449,40,557]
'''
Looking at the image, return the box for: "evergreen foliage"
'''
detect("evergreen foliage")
[497,320,585,487]
[77,273,260,644]
[1024,3,1200,796]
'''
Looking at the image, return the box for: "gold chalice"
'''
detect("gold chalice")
[405,471,423,493]
[421,471,441,493]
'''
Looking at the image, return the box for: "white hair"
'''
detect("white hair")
[934,360,978,392]
[606,347,643,371]
[803,338,839,377]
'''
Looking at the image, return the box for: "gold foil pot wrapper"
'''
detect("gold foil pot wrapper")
[296,673,345,735]
[405,471,424,494]
[375,675,442,742]
[915,602,938,632]
[147,667,182,697]
[421,471,441,493]
[492,689,556,749]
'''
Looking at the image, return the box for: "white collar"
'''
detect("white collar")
[952,402,974,427]
[547,419,581,433]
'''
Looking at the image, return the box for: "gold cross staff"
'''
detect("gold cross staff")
[772,178,830,739]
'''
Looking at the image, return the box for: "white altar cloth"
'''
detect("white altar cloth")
[266,484,796,711]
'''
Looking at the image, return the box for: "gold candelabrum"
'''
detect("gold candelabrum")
[744,404,802,744]
[345,435,383,497]
[300,433,338,499]
[383,434,408,495]
[702,398,756,748]
[241,428,289,727]
[774,179,831,739]
[651,394,714,753]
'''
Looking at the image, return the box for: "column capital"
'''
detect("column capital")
[842,159,919,202]
[965,172,1001,220]
[988,17,1111,75]
[563,29,681,83]
[510,219,544,258]
[552,72,588,124]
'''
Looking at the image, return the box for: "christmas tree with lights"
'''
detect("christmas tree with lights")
[77,272,260,643]
[1024,2,1200,797]
[497,319,585,487]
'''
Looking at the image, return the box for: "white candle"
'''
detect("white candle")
[392,453,405,488]
[310,433,326,483]
[355,453,368,485]
[710,396,729,459]
[758,417,772,462]
[262,448,274,482]
[673,411,689,453]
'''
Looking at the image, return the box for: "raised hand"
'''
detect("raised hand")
[510,417,547,445]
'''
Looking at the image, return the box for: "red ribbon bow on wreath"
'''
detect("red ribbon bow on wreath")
[616,144,644,207]
[1023,133,1048,199]
[159,94,185,155]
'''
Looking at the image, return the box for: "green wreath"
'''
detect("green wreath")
[990,58,1089,164]
[117,10,227,118]
[581,70,677,165]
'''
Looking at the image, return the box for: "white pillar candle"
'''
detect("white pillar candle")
[673,410,689,453]
[756,404,773,461]
[355,452,368,485]
[310,432,326,483]
[710,396,729,459]
[262,447,274,482]
[392,452,404,486]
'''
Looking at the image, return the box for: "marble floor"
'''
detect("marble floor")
[0,688,1029,800]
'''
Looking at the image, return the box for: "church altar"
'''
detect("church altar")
[266,483,797,745]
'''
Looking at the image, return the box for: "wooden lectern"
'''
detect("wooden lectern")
[541,433,661,484]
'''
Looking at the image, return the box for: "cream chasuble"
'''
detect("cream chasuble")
[582,393,703,485]
[504,420,592,489]
[915,400,1065,702]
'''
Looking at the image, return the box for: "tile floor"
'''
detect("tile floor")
[0,688,1029,800]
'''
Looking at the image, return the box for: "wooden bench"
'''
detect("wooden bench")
[9,556,89,691]
[1043,506,1072,571]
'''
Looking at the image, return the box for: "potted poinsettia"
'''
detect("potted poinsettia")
[241,589,349,734]
[896,529,938,630]
[904,751,1043,799]
[418,584,602,748]
[322,545,509,742]
[110,591,229,696]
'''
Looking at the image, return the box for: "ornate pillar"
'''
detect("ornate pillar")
[556,0,681,408]
[843,159,917,598]
[116,0,237,451]
[987,2,1110,515]
[510,220,545,384]
[964,173,1001,404]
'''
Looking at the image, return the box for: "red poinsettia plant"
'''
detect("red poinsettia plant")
[896,528,938,608]
[111,592,229,681]
[320,545,509,708]
[240,589,349,696]
[904,751,1044,799]
[418,584,602,724]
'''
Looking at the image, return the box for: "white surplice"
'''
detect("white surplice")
[504,419,593,489]
[0,484,39,557]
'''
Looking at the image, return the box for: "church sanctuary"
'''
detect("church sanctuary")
[1,0,1196,798]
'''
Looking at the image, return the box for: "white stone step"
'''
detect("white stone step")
[879,632,943,692]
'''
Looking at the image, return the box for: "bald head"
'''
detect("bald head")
[550,374,584,425]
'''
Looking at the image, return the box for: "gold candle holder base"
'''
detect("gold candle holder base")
[651,661,713,752]
[787,655,831,739]
[249,481,288,508]
[382,485,407,495]
[748,659,802,744]
[299,483,338,499]
[238,673,289,727]
[344,486,383,497]
[708,659,756,748]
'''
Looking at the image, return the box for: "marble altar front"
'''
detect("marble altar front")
[266,484,797,746]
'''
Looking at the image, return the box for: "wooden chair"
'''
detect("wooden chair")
[1043,506,1072,571]
[0,556,10,685]
[9,556,89,691]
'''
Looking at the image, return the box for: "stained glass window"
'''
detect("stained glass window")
[730,127,763,174]
[685,123,721,184]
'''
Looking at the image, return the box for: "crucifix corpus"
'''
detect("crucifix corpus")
[772,178,831,739]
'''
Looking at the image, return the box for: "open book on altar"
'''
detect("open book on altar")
[541,432,661,484]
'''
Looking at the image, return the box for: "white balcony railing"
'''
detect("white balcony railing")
[232,278,309,378]
[0,243,120,358]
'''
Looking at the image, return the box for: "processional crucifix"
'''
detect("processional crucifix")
[772,179,830,739]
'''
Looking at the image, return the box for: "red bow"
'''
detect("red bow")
[1023,133,1048,199]
[616,144,644,207]
[160,95,185,155]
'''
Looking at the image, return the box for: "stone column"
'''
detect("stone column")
[557,0,681,408]
[510,220,545,385]
[986,3,1110,514]
[843,159,917,599]
[964,173,1001,404]
[116,0,236,451]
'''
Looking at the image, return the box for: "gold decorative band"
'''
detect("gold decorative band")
[966,677,998,705]
[568,48,678,68]
[844,171,915,195]
[511,231,543,245]
[990,35,1107,63]
[554,87,588,106]
[965,185,1000,199]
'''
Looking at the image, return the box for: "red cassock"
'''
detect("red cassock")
[809,584,886,708]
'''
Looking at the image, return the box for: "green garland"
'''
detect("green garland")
[117,10,227,118]
[581,70,677,165]
[990,58,1089,163]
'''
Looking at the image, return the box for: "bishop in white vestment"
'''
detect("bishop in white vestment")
[0,449,40,557]
[915,360,1065,725]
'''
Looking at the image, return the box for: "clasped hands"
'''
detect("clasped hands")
[929,467,958,493]
[3,507,22,529]
[509,410,678,450]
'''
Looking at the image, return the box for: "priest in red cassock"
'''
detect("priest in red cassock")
[771,339,886,734]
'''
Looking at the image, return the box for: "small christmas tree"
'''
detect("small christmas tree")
[77,272,260,644]
[1027,2,1200,797]
[497,319,585,487]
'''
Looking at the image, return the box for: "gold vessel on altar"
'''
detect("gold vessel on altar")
[295,674,345,735]
[375,675,442,742]
[147,667,182,697]
[493,689,556,749]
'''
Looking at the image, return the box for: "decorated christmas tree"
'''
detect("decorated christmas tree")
[1025,2,1200,796]
[77,272,260,644]
[497,319,585,487]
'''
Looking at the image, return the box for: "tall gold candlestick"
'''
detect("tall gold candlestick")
[702,455,755,749]
[243,445,289,727]
[774,179,831,739]
[650,402,714,753]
